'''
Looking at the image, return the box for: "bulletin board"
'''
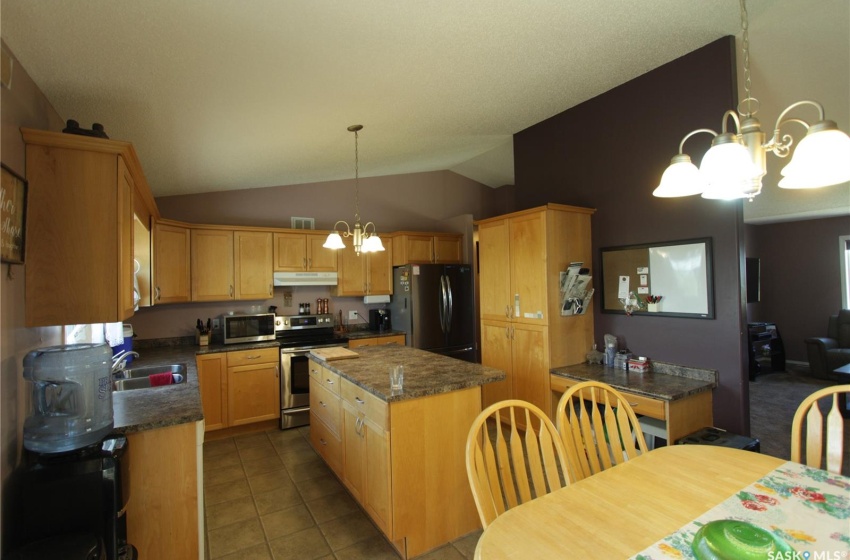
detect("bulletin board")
[600,237,714,318]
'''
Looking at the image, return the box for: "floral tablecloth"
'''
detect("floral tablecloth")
[632,461,850,559]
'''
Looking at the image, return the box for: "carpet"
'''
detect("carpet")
[749,369,849,473]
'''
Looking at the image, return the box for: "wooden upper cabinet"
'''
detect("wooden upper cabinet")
[21,128,159,327]
[191,228,235,301]
[477,219,512,322]
[153,221,191,304]
[392,232,463,265]
[273,232,337,272]
[234,231,273,300]
[333,237,393,296]
[509,211,548,324]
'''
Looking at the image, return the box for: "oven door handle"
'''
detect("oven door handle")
[282,406,310,415]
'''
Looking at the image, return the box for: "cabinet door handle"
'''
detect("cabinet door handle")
[308,257,312,268]
[505,326,510,338]
[230,285,234,297]
[269,284,273,296]
[155,286,161,301]
[303,257,307,269]
[505,305,511,319]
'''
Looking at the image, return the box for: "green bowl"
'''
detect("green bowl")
[691,520,795,560]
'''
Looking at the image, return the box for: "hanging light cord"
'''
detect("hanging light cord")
[351,125,361,224]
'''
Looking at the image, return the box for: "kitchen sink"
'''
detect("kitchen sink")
[113,363,187,391]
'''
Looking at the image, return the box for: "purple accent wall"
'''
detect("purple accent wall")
[156,170,502,232]
[747,216,850,361]
[512,37,751,434]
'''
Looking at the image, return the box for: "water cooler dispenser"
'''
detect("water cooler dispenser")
[8,344,136,560]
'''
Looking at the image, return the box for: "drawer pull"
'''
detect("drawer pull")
[319,401,326,408]
[246,355,261,360]
[629,402,639,407]
[325,378,334,385]
[319,438,327,446]
[355,397,365,405]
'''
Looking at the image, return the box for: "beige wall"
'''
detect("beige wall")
[0,40,65,552]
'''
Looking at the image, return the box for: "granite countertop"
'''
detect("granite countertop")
[550,362,717,401]
[112,345,204,433]
[345,329,406,340]
[312,345,504,403]
[113,340,280,433]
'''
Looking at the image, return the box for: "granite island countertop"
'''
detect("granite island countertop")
[550,361,717,401]
[311,344,504,403]
[345,329,406,340]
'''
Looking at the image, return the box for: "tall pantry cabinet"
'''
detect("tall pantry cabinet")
[476,204,595,416]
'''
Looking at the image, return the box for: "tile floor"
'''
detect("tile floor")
[203,426,481,560]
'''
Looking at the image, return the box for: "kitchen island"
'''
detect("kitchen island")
[308,345,504,559]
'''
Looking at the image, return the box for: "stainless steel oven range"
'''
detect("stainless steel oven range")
[276,313,347,429]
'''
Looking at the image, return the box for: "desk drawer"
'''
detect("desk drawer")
[550,375,666,420]
[226,347,278,367]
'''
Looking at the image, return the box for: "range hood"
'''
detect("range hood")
[273,272,338,286]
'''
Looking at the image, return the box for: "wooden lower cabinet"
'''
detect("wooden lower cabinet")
[196,348,280,433]
[347,334,406,349]
[308,358,481,559]
[481,319,550,414]
[126,421,202,560]
[196,353,227,431]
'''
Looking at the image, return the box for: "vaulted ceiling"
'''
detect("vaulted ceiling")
[2,1,847,223]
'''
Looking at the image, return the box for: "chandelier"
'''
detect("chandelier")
[653,0,850,200]
[323,124,384,256]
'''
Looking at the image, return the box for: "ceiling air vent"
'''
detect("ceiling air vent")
[291,217,315,230]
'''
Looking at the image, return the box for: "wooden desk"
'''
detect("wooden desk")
[475,446,784,559]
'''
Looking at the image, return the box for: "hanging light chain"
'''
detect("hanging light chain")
[351,125,361,223]
[739,0,753,117]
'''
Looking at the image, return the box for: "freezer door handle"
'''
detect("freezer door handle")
[445,274,453,334]
[438,275,448,334]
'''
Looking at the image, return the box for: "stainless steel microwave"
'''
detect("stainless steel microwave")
[221,313,277,345]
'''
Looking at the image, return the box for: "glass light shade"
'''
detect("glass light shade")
[778,125,850,189]
[653,154,706,197]
[323,232,346,250]
[699,139,761,200]
[361,234,385,253]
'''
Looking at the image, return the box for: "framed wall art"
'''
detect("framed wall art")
[1,163,28,264]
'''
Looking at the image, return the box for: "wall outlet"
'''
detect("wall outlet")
[348,310,359,321]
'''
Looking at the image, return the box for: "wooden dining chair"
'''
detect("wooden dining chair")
[791,384,850,475]
[465,399,570,529]
[555,381,649,482]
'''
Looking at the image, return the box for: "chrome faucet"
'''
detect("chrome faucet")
[111,351,139,376]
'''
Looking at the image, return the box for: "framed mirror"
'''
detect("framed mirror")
[600,237,714,318]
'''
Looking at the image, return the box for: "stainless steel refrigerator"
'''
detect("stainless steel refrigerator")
[389,264,476,362]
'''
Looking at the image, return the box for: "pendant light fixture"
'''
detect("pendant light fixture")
[323,125,384,256]
[653,0,850,200]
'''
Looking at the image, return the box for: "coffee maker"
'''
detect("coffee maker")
[369,309,392,332]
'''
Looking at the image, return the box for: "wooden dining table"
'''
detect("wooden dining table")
[474,444,845,559]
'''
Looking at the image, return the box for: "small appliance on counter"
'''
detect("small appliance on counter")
[369,309,392,332]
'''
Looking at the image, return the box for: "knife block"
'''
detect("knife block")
[195,332,209,346]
